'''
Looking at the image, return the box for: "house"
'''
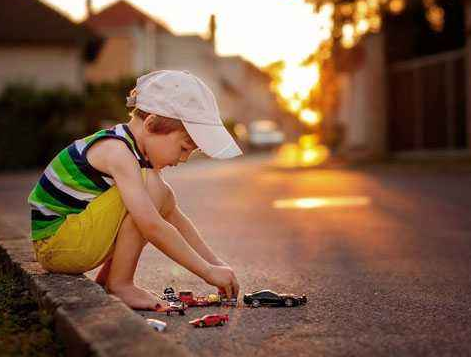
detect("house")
[84,0,167,82]
[83,0,293,136]
[333,0,471,159]
[0,0,102,93]
[217,55,298,139]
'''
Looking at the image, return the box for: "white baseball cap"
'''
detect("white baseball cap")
[127,70,243,159]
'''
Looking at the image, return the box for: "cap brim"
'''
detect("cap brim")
[181,121,243,159]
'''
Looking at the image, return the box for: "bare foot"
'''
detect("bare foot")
[106,283,161,310]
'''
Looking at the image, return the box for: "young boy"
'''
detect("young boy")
[28,70,241,310]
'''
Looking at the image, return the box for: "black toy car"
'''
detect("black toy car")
[163,287,179,302]
[243,289,307,308]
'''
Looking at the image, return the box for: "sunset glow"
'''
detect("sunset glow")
[273,196,372,209]
[39,0,327,68]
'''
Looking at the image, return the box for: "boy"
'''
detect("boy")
[28,70,241,310]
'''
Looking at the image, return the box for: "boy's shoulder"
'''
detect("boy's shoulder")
[86,136,137,178]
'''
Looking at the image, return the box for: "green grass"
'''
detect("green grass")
[0,270,64,357]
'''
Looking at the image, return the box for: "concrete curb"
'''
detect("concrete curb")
[0,219,190,357]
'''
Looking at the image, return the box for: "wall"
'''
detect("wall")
[85,27,134,83]
[465,0,471,150]
[0,46,84,92]
[336,33,387,159]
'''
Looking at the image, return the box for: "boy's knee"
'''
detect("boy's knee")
[144,169,162,189]
[143,169,170,202]
[119,213,148,246]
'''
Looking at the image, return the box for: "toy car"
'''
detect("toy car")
[178,291,222,307]
[165,301,187,316]
[206,293,221,306]
[146,318,167,332]
[162,287,179,302]
[221,297,238,307]
[189,314,229,328]
[218,288,238,307]
[243,289,307,308]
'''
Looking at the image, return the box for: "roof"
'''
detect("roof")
[85,0,170,33]
[0,0,102,61]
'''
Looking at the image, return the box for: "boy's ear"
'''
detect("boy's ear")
[143,114,158,133]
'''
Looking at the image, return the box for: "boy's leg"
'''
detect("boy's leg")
[105,213,160,309]
[95,256,113,287]
[104,169,166,310]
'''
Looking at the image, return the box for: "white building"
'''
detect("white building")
[83,0,293,133]
[0,0,101,93]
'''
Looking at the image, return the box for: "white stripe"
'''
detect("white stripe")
[75,139,87,154]
[44,166,96,202]
[115,124,127,138]
[116,124,140,158]
[103,177,115,186]
[30,203,61,217]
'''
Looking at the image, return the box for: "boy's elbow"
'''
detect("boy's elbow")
[139,219,172,247]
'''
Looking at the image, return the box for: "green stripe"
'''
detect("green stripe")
[123,131,136,152]
[87,130,107,142]
[83,131,104,144]
[32,217,64,230]
[31,218,65,240]
[30,183,81,215]
[58,149,101,193]
[29,183,63,211]
[51,156,99,195]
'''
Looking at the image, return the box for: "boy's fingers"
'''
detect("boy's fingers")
[232,280,240,297]
[225,285,233,299]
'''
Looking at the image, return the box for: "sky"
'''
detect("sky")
[40,0,324,68]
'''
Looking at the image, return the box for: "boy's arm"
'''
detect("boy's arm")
[102,141,212,279]
[162,184,227,266]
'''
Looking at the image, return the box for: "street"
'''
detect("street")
[1,154,471,356]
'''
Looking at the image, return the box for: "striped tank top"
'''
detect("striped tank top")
[28,123,152,241]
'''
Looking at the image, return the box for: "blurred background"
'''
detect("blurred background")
[0,0,469,170]
[3,2,471,355]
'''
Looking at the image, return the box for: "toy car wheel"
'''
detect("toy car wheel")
[179,310,185,316]
[252,299,260,308]
[285,298,294,307]
[199,321,204,328]
[166,311,170,316]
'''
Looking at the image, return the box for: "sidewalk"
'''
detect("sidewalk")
[0,219,189,357]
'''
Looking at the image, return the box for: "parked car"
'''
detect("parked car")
[189,314,229,328]
[248,120,285,148]
[243,289,307,308]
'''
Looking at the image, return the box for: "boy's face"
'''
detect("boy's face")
[143,129,198,169]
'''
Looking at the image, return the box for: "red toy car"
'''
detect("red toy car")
[178,291,221,307]
[189,314,229,328]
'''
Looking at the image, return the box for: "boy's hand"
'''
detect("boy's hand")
[204,264,239,299]
[212,258,229,267]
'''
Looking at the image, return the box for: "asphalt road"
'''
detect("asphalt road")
[1,154,471,357]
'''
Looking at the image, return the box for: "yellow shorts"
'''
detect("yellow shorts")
[33,169,147,274]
